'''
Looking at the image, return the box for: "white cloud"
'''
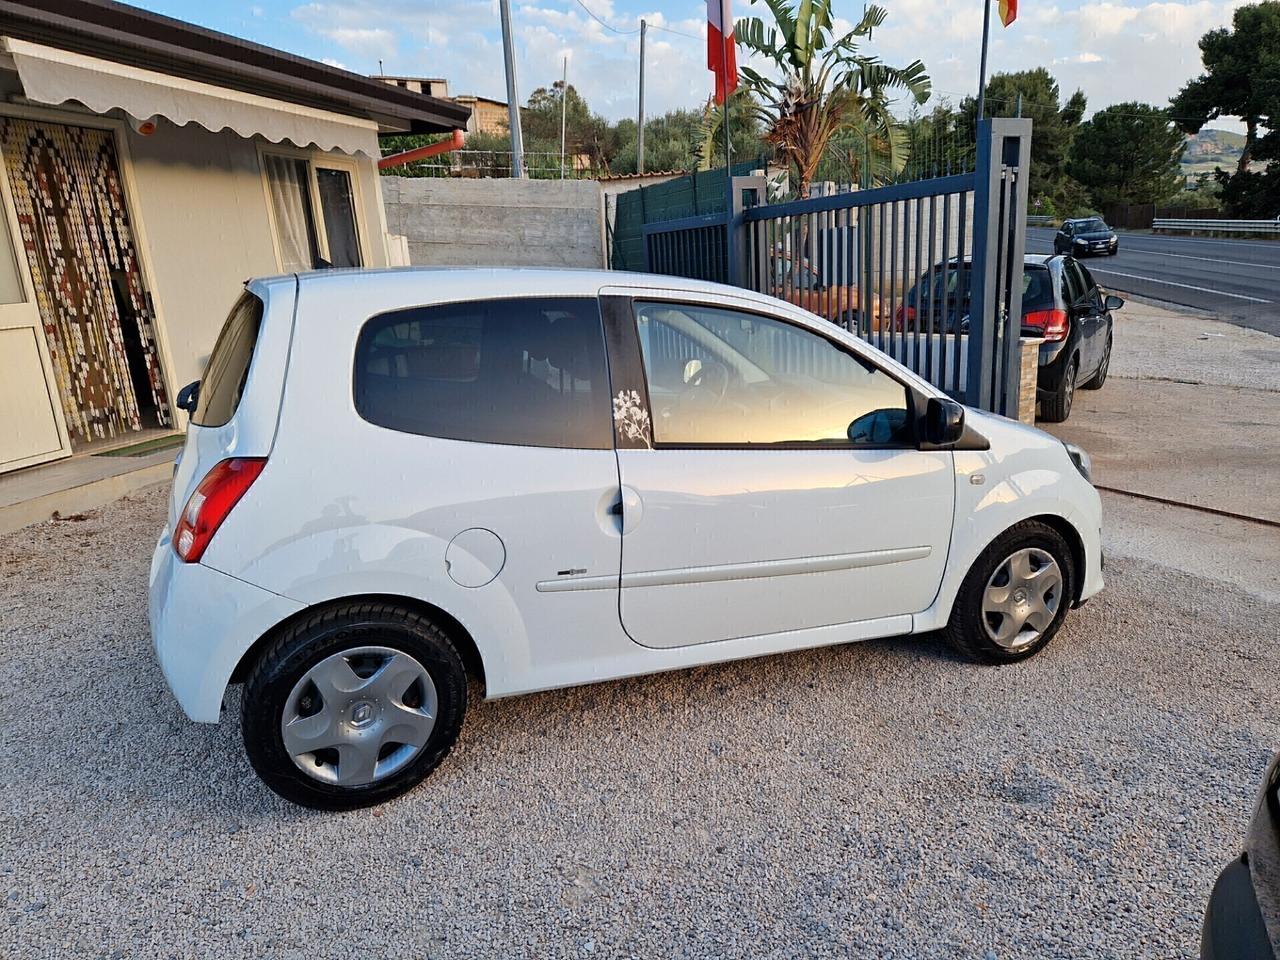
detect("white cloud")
[306,24,398,60]
[287,0,1250,132]
[868,0,1248,126]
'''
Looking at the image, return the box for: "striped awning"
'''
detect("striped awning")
[4,37,381,156]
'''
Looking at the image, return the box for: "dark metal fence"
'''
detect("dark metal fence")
[634,118,1032,417]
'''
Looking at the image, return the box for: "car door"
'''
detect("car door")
[1063,259,1103,376]
[1056,223,1072,253]
[599,291,955,649]
[1074,262,1112,376]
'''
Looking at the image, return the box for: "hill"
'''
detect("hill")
[1182,128,1248,176]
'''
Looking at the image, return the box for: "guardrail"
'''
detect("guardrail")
[1027,215,1053,226]
[1153,218,1280,235]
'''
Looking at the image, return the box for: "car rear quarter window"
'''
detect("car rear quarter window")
[192,291,263,427]
[353,297,612,450]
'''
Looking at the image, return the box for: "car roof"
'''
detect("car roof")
[933,255,1054,267]
[264,266,825,310]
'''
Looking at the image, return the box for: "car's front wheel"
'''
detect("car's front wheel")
[241,602,468,810]
[944,521,1076,664]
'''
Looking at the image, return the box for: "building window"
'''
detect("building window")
[315,169,361,268]
[264,154,363,271]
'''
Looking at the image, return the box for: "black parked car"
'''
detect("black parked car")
[1201,752,1280,959]
[1053,217,1119,257]
[898,254,1121,422]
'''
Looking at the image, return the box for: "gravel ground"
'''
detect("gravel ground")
[1109,297,1280,392]
[2,485,1278,959]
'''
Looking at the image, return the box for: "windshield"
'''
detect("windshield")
[1076,218,1108,232]
[911,265,1052,312]
[776,258,824,290]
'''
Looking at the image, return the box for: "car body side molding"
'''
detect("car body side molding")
[536,545,932,593]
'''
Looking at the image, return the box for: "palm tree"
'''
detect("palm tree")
[736,0,930,197]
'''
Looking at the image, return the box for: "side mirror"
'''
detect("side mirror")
[1104,294,1124,311]
[682,358,703,385]
[176,380,200,414]
[925,397,965,446]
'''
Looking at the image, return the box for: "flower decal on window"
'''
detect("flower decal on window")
[612,389,652,449]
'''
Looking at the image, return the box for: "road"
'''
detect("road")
[1026,227,1280,336]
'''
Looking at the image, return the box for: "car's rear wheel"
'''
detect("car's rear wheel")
[1082,335,1111,390]
[1039,356,1076,422]
[944,521,1076,664]
[241,602,467,810]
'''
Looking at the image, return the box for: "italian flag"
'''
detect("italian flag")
[999,0,1017,26]
[707,0,738,104]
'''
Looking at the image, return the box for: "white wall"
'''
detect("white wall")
[124,119,388,390]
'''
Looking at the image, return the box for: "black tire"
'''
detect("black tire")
[1081,335,1111,390]
[241,602,467,810]
[944,520,1076,664]
[1039,356,1076,422]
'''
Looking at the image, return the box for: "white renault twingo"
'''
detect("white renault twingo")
[151,268,1103,809]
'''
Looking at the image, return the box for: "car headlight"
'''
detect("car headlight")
[1064,441,1092,482]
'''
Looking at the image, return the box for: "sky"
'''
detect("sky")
[135,0,1248,128]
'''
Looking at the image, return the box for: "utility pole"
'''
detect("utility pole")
[637,20,647,175]
[559,56,568,179]
[498,0,525,177]
[976,0,991,119]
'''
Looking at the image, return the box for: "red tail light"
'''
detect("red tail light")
[173,458,266,563]
[1023,308,1069,342]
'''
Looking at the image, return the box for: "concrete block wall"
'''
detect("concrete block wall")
[381,176,605,269]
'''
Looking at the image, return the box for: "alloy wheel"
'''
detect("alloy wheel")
[281,645,437,787]
[981,547,1064,651]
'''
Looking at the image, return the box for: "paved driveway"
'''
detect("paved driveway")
[3,483,1278,959]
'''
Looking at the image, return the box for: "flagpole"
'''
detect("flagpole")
[976,0,991,120]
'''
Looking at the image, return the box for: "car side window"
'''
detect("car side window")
[1075,263,1103,307]
[1062,261,1086,307]
[634,301,911,446]
[353,297,612,449]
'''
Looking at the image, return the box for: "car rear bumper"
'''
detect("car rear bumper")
[149,528,304,723]
[1035,340,1073,395]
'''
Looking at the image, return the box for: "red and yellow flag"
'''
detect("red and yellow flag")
[998,0,1017,27]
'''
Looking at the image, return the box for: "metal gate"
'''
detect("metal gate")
[640,118,1031,417]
